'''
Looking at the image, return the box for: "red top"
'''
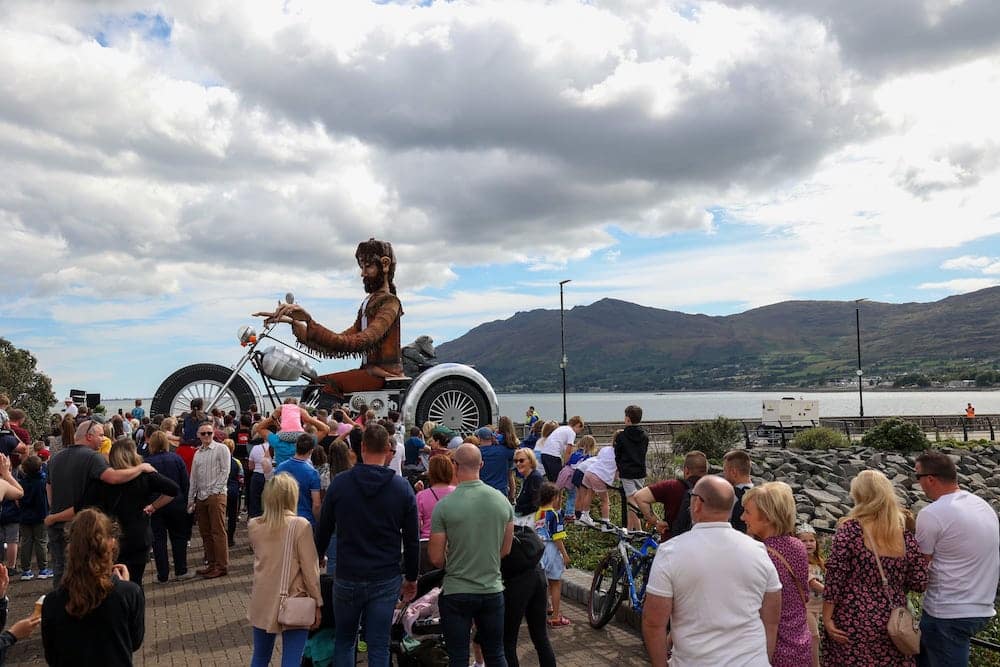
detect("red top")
[177,444,197,474]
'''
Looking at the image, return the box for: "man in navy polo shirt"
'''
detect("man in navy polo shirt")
[274,434,321,525]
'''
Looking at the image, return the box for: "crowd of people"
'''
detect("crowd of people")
[0,392,996,667]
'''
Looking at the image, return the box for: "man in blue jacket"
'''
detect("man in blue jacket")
[315,423,419,667]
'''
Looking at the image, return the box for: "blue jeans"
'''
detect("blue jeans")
[918,613,990,667]
[251,626,308,667]
[333,575,400,667]
[439,592,507,667]
[564,486,578,517]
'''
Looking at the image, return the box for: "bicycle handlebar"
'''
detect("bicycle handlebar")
[583,519,652,541]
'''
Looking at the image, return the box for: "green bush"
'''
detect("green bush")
[793,426,850,450]
[860,418,929,452]
[672,416,743,460]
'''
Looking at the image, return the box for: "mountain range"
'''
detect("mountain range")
[432,287,1000,392]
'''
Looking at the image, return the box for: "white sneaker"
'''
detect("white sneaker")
[175,571,198,581]
[578,514,596,528]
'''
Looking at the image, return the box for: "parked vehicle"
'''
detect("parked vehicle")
[756,397,819,443]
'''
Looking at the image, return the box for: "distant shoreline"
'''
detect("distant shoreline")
[93,386,1000,402]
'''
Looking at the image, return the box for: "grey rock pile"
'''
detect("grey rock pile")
[745,445,1000,531]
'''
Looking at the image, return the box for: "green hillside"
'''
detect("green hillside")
[433,288,1000,391]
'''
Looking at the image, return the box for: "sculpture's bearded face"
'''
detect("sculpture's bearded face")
[360,258,385,294]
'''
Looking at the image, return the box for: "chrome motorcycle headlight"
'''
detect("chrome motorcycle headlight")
[238,325,257,345]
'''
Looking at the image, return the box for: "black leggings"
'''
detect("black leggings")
[503,566,556,667]
[540,454,562,483]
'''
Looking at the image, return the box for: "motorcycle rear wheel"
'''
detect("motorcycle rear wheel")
[150,363,256,417]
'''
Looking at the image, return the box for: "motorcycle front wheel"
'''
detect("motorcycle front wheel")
[150,363,256,417]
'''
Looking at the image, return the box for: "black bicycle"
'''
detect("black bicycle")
[585,520,659,629]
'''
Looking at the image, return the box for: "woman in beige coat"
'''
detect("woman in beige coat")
[248,473,322,667]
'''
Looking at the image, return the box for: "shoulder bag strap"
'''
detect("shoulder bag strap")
[767,545,808,608]
[865,528,894,605]
[278,520,295,599]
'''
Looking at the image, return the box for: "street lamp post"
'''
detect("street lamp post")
[559,279,572,424]
[855,299,868,419]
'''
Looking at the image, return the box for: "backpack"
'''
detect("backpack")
[669,478,695,539]
[500,525,544,579]
[730,485,749,532]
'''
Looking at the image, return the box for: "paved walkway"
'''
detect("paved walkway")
[4,525,649,666]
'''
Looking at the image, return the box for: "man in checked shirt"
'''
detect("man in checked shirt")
[188,422,232,578]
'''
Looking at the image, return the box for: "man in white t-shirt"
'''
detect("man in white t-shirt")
[914,451,1000,667]
[642,475,781,667]
[63,398,78,419]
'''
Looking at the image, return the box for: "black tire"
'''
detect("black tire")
[632,554,655,612]
[414,378,490,435]
[588,549,625,629]
[150,363,256,417]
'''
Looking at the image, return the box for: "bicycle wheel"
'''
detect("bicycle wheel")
[588,550,626,629]
[632,555,655,613]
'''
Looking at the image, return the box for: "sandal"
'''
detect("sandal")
[547,615,572,628]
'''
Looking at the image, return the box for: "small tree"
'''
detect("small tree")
[793,426,849,450]
[0,337,56,440]
[672,416,743,460]
[860,418,929,452]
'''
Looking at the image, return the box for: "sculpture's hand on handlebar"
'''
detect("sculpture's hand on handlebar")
[253,302,312,326]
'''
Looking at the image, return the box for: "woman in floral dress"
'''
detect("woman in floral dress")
[823,470,928,666]
[742,482,813,666]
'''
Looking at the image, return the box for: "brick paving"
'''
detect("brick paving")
[2,523,649,666]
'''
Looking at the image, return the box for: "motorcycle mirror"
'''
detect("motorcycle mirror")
[285,292,294,305]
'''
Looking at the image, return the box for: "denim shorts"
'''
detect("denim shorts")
[541,541,564,581]
[0,523,19,544]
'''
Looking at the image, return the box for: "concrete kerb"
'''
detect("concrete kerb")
[561,567,643,632]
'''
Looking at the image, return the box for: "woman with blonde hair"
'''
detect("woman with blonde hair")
[822,470,927,666]
[41,508,145,665]
[741,482,812,666]
[513,448,545,523]
[248,473,322,667]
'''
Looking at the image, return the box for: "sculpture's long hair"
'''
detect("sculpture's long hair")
[63,508,119,618]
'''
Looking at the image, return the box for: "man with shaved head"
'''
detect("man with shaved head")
[642,475,782,667]
[429,444,514,667]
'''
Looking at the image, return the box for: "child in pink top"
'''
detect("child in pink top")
[275,398,308,443]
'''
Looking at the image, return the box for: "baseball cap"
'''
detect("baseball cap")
[474,427,495,442]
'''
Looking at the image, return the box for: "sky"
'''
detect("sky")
[3,0,1000,399]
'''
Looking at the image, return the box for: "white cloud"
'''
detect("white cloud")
[918,278,1000,293]
[941,255,996,271]
[3,1,1000,396]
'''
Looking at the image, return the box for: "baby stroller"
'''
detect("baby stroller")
[390,568,447,666]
